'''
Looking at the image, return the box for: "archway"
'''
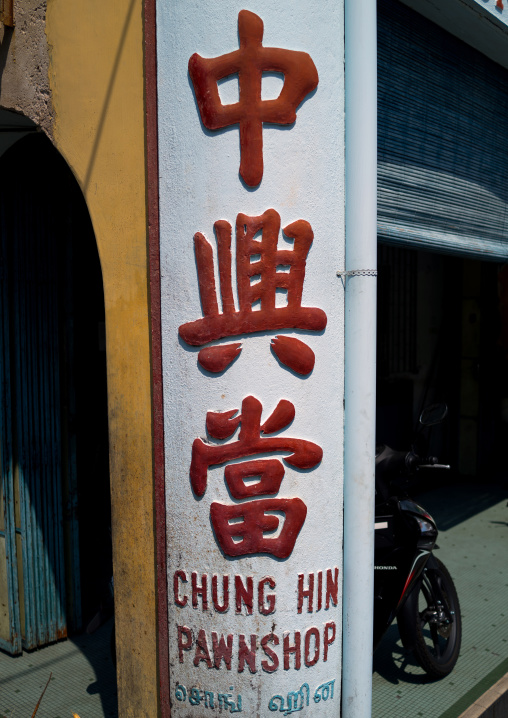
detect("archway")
[0,128,112,657]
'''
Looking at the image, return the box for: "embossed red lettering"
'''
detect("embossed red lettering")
[212,632,234,670]
[297,572,314,614]
[191,395,322,497]
[179,211,326,358]
[283,631,301,670]
[194,628,213,668]
[177,625,193,663]
[258,577,276,615]
[235,575,254,615]
[326,567,339,609]
[212,574,230,613]
[261,633,280,673]
[192,394,320,558]
[238,634,257,673]
[225,459,285,499]
[188,10,319,187]
[271,335,315,376]
[198,343,242,373]
[174,570,188,608]
[192,572,208,610]
[304,627,320,667]
[211,498,307,559]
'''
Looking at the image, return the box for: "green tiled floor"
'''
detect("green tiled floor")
[0,619,117,718]
[1,485,506,717]
[373,483,508,718]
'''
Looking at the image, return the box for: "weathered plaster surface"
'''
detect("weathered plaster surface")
[157,2,345,715]
[0,0,53,137]
[46,0,157,716]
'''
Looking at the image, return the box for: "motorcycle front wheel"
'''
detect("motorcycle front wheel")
[397,556,462,678]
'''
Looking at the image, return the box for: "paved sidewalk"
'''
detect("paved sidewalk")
[458,672,508,718]
[0,619,117,718]
[1,485,506,717]
[373,483,508,718]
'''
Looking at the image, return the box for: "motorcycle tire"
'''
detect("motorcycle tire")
[397,556,461,678]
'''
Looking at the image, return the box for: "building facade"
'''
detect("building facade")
[1,0,508,716]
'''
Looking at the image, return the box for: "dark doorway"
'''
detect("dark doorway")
[0,131,111,653]
[376,243,506,485]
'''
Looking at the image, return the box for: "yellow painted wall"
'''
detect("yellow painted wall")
[46,1,158,715]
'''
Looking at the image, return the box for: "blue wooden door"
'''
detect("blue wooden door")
[10,197,67,649]
[0,137,81,654]
[0,205,22,655]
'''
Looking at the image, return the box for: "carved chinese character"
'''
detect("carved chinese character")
[210,498,307,560]
[179,209,326,375]
[188,10,319,187]
[191,395,322,495]
[191,395,322,558]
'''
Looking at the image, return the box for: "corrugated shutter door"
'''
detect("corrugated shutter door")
[378,0,508,260]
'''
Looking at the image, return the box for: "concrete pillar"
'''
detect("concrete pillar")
[155,2,346,714]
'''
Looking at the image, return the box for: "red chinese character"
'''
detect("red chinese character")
[191,395,322,497]
[191,396,322,558]
[179,209,326,375]
[188,10,319,187]
[210,498,307,559]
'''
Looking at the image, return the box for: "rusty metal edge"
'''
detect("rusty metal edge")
[143,0,169,715]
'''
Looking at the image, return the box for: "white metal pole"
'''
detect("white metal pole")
[342,0,377,715]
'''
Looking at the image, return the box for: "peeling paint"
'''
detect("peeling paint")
[0,0,54,138]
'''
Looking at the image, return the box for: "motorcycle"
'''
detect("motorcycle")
[374,403,462,678]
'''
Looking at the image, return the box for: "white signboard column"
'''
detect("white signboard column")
[156,2,345,714]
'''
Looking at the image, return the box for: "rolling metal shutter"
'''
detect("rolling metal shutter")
[0,136,82,654]
[378,0,508,260]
